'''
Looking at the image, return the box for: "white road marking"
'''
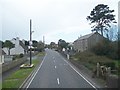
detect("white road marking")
[63,58,97,90]
[64,64,68,65]
[26,53,47,89]
[57,78,60,85]
[55,66,56,69]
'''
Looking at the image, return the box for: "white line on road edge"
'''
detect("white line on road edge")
[55,66,56,69]
[26,53,47,89]
[63,59,98,90]
[57,78,60,85]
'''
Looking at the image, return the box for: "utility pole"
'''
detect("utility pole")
[30,19,32,65]
[43,36,45,47]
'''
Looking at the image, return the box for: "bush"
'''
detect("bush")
[12,54,24,60]
[91,40,119,60]
[102,62,116,70]
[19,53,24,58]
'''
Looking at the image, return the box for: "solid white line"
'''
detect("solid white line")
[55,66,56,69]
[63,59,97,90]
[26,53,47,89]
[57,78,60,85]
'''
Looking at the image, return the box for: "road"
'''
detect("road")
[26,49,97,89]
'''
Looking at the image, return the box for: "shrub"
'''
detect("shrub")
[102,62,116,70]
[12,55,16,60]
[91,40,119,60]
[19,53,24,58]
[12,54,24,60]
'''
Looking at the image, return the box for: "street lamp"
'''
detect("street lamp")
[29,19,34,65]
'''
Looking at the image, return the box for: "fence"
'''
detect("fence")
[92,62,119,88]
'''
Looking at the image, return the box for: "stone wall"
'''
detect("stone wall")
[106,75,119,88]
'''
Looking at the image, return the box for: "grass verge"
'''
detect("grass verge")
[71,51,120,76]
[2,52,45,89]
[70,51,119,86]
[71,51,119,75]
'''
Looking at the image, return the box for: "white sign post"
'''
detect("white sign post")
[67,54,69,60]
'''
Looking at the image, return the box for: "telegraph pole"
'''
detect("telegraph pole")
[43,36,45,47]
[30,19,32,65]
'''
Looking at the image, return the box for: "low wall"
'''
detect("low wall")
[2,56,27,73]
[106,74,119,88]
[4,55,13,63]
[2,52,39,73]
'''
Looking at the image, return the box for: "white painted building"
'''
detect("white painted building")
[2,48,8,55]
[10,37,28,55]
[3,37,28,55]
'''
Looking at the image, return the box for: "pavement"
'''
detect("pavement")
[23,49,100,89]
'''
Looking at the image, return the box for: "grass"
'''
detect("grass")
[2,52,45,89]
[37,52,45,56]
[70,51,120,87]
[71,51,119,74]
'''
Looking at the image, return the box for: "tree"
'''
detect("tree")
[58,39,68,51]
[50,42,56,49]
[3,40,15,55]
[87,4,116,36]
[0,41,4,48]
[32,40,38,47]
[25,40,29,46]
[37,41,44,52]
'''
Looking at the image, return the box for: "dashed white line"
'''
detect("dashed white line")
[63,58,97,90]
[57,78,60,85]
[55,66,56,69]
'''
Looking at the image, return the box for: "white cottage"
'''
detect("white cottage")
[3,37,28,55]
[10,37,28,55]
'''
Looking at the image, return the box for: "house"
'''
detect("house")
[10,37,28,55]
[68,42,74,50]
[3,37,28,55]
[0,49,6,64]
[73,32,105,52]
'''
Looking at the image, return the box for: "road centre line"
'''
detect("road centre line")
[26,53,47,89]
[57,78,60,85]
[55,66,56,69]
[62,58,97,90]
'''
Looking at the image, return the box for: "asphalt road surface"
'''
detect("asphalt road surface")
[26,49,97,89]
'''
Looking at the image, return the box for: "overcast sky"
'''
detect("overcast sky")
[0,0,119,44]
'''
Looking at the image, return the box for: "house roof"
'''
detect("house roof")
[74,32,103,42]
[2,50,6,55]
[19,41,28,50]
[77,33,95,40]
[0,48,6,55]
